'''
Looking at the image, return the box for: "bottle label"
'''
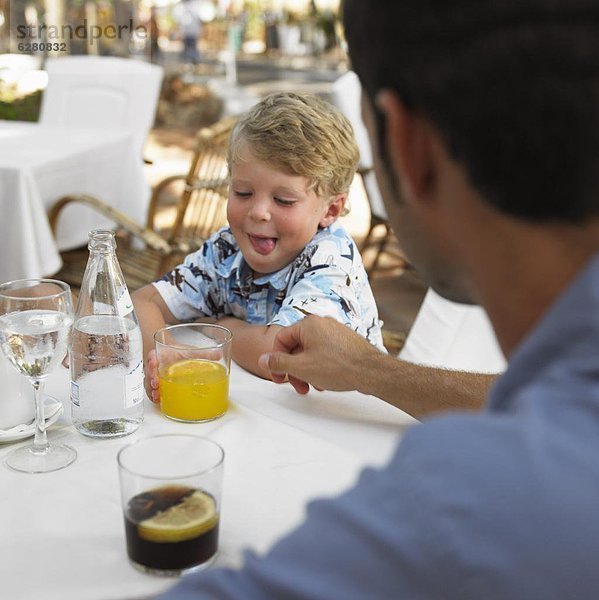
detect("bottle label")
[71,381,80,407]
[117,288,134,317]
[125,359,144,408]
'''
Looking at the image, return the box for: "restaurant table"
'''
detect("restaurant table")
[0,362,416,600]
[0,121,149,282]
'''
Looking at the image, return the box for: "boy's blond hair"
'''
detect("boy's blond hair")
[227,92,360,199]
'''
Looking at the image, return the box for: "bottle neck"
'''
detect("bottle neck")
[88,229,116,255]
[75,228,137,321]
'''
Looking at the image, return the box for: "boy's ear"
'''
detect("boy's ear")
[319,194,347,228]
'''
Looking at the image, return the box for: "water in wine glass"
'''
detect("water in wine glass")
[0,278,76,474]
[0,309,73,380]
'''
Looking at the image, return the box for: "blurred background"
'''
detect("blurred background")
[0,0,427,349]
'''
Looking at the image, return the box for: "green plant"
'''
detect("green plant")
[0,83,42,121]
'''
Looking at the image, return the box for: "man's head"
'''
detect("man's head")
[344,0,599,223]
[226,93,359,276]
[343,0,599,304]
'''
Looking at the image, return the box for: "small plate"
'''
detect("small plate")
[0,397,64,444]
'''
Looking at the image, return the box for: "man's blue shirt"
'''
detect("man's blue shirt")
[158,254,599,599]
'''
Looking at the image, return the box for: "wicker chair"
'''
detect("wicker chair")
[49,116,237,290]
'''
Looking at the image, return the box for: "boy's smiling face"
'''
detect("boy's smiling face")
[227,145,344,276]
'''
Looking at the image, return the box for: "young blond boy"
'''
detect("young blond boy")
[133,92,384,400]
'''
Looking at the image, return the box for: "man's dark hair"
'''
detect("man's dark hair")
[343,0,599,222]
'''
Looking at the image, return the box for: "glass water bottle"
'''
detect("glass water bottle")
[70,229,144,438]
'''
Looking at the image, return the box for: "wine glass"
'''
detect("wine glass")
[0,279,77,473]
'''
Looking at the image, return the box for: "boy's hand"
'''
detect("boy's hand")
[145,345,222,404]
[144,349,161,404]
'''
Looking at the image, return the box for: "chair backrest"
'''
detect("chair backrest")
[147,116,237,272]
[330,70,388,221]
[39,56,163,157]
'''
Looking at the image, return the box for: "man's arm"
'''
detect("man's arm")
[218,316,282,380]
[259,315,495,419]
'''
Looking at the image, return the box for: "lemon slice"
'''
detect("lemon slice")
[138,489,218,543]
[165,359,223,381]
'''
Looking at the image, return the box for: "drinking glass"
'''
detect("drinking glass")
[154,324,232,422]
[0,278,77,473]
[118,434,224,575]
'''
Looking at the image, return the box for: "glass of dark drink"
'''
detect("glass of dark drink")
[117,434,224,576]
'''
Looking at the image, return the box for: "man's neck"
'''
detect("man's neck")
[471,220,599,358]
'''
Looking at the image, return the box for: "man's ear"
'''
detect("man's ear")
[376,90,435,201]
[319,194,347,227]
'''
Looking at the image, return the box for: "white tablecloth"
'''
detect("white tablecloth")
[0,362,415,600]
[0,121,149,282]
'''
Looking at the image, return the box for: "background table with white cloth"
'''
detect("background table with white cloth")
[399,288,506,373]
[0,362,415,600]
[0,121,149,282]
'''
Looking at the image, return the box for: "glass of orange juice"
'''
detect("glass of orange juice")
[154,324,232,422]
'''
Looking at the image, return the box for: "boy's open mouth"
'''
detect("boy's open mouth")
[248,234,277,255]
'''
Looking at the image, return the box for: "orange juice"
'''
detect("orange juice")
[159,359,229,422]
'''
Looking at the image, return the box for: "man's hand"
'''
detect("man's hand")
[258,315,382,394]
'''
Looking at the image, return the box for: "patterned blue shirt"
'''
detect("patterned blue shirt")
[153,221,385,351]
